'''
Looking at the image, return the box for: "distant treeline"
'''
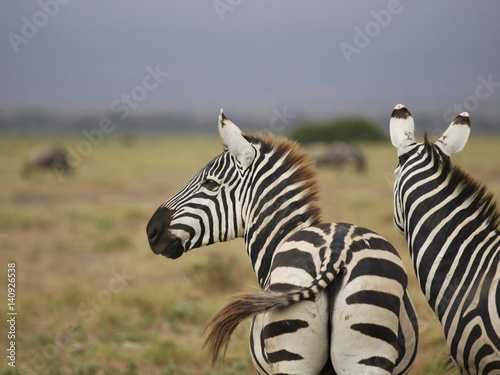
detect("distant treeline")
[289,118,386,143]
[0,109,497,136]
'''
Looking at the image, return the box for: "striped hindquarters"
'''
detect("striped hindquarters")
[205,223,418,374]
[332,224,418,374]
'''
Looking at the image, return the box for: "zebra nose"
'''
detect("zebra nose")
[147,227,158,241]
[146,207,174,254]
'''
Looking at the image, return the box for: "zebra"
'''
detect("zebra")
[390,104,500,374]
[147,110,418,374]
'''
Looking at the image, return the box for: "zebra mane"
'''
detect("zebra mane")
[424,134,500,230]
[244,132,323,224]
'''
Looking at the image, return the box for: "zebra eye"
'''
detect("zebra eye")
[201,179,220,192]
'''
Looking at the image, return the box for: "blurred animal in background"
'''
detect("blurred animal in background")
[21,147,73,178]
[308,142,366,173]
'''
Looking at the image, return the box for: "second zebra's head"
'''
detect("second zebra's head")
[389,103,471,234]
[146,110,255,258]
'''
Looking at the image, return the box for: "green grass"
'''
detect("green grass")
[0,135,498,374]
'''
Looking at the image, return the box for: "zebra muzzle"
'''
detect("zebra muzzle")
[146,207,184,259]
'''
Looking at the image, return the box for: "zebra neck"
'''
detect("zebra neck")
[243,192,318,288]
[237,137,322,288]
[403,163,499,319]
[408,207,498,318]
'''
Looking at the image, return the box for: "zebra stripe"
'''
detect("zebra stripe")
[390,104,500,374]
[147,111,418,374]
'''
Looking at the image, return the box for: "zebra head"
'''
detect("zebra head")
[146,110,256,258]
[389,103,471,234]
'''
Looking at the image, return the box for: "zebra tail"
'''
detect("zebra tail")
[204,288,313,366]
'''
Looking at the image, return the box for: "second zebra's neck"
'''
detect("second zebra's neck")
[401,144,499,318]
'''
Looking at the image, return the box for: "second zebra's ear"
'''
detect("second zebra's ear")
[390,104,416,156]
[435,113,471,156]
[218,109,255,171]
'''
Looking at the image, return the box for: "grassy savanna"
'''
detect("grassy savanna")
[1,133,498,375]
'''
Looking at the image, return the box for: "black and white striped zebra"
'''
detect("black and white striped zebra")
[147,111,418,374]
[390,104,500,374]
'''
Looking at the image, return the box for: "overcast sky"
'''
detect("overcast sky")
[1,1,499,127]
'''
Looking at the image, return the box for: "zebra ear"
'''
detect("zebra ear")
[218,109,255,170]
[435,112,471,156]
[390,104,415,156]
